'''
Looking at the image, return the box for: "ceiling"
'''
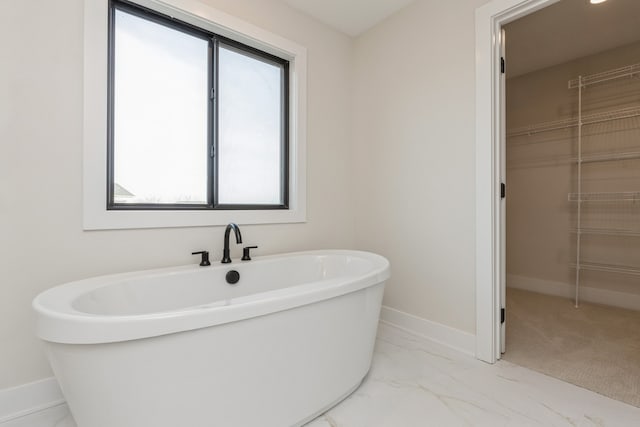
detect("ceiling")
[283,0,415,37]
[282,0,640,73]
[505,0,640,77]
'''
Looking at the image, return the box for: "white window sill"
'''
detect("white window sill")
[83,208,306,230]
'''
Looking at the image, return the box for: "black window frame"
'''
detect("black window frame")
[107,0,290,211]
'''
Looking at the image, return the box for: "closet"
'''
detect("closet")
[507,56,640,309]
[503,44,640,408]
[502,0,640,409]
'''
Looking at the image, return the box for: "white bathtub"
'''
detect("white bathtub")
[33,250,390,427]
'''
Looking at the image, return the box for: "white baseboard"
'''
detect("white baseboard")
[0,377,64,423]
[507,274,640,311]
[380,306,476,357]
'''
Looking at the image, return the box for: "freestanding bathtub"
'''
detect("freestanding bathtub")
[33,250,390,427]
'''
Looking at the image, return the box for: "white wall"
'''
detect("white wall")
[352,0,490,334]
[0,0,354,389]
[2,0,504,393]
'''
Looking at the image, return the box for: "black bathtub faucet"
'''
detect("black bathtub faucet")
[221,223,242,263]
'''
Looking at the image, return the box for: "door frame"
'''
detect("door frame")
[474,0,561,363]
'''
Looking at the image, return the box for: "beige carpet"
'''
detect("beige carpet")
[503,288,640,407]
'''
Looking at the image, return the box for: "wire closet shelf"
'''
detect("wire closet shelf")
[569,63,640,307]
[508,62,640,138]
[568,62,640,89]
[506,105,640,138]
[507,61,640,307]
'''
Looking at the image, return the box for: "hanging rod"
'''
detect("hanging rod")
[507,105,640,137]
[570,228,640,237]
[568,62,640,89]
[507,117,577,137]
[508,151,640,169]
[583,106,640,126]
[574,151,640,164]
[568,191,640,202]
[570,262,640,276]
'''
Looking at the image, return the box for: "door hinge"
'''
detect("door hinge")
[501,308,505,324]
[501,57,505,74]
[501,182,506,199]
[210,88,215,100]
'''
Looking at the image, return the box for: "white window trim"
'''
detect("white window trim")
[83,0,307,230]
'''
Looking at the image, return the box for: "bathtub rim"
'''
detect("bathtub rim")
[33,249,389,345]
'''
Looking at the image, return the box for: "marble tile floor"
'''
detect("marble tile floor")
[4,323,640,427]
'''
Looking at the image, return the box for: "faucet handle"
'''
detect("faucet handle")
[192,251,211,267]
[241,246,258,261]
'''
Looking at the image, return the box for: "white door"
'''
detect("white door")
[499,27,507,355]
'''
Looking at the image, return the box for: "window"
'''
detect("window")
[108,0,289,210]
[83,0,306,229]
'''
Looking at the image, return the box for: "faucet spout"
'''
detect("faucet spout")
[221,223,243,263]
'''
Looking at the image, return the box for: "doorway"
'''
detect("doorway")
[493,0,640,407]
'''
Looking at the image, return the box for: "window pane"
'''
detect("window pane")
[218,45,284,205]
[113,9,209,205]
